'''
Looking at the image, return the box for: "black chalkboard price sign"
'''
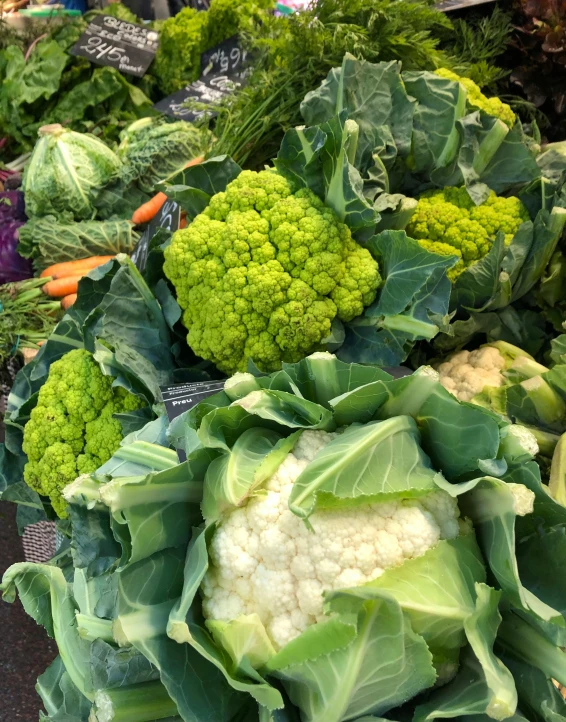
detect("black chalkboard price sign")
[154,35,251,121]
[161,380,226,420]
[161,380,226,460]
[70,15,159,77]
[132,198,180,272]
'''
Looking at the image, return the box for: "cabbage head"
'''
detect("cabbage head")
[23,124,121,221]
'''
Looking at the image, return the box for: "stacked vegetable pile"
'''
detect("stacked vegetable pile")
[4,5,566,721]
[156,57,566,372]
[5,352,566,722]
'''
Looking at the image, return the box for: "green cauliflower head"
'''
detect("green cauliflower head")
[434,68,516,128]
[22,349,144,518]
[164,170,381,374]
[406,187,529,281]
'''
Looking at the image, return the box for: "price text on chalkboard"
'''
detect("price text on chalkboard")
[161,380,226,460]
[132,199,180,272]
[154,35,251,121]
[70,15,159,77]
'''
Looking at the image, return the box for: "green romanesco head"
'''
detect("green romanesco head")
[163,170,381,374]
[406,187,529,281]
[434,68,516,128]
[22,348,144,518]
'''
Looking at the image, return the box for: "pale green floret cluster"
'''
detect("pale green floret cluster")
[163,170,381,374]
[434,68,516,128]
[406,187,529,281]
[22,348,143,518]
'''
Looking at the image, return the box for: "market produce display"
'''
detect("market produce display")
[0,4,156,162]
[4,1,566,721]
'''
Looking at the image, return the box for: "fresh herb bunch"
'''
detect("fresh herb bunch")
[0,277,61,366]
[448,5,513,86]
[210,0,455,168]
[210,0,510,169]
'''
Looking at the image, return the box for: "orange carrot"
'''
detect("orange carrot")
[61,293,77,310]
[131,155,205,225]
[132,191,167,225]
[40,256,114,280]
[43,276,81,298]
[179,216,188,229]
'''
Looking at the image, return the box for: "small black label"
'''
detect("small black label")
[383,366,413,379]
[160,380,226,418]
[154,35,251,121]
[132,199,180,272]
[188,0,210,9]
[70,15,159,77]
[436,0,495,11]
[161,380,226,461]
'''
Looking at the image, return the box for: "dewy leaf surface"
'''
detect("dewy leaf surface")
[289,416,441,519]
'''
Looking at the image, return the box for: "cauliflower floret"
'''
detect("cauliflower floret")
[163,170,381,375]
[507,483,535,516]
[202,431,461,650]
[437,346,507,402]
[22,349,143,518]
[406,188,529,282]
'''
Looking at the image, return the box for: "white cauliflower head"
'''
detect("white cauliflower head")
[201,429,460,650]
[437,346,507,402]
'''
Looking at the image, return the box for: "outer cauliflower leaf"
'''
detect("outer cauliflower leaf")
[434,68,516,128]
[164,170,381,374]
[406,187,529,281]
[21,348,143,518]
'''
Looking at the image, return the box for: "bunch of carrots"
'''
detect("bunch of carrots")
[131,155,203,225]
[40,256,115,309]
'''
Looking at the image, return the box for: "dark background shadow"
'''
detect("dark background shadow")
[0,501,57,719]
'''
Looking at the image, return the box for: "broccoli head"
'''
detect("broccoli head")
[434,68,516,128]
[163,170,381,374]
[22,349,144,518]
[406,187,529,281]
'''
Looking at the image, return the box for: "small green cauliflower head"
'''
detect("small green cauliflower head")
[22,348,143,518]
[434,68,516,128]
[163,170,381,374]
[406,187,529,281]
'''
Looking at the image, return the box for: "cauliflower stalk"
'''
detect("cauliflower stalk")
[406,187,529,281]
[22,348,143,517]
[163,170,381,374]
